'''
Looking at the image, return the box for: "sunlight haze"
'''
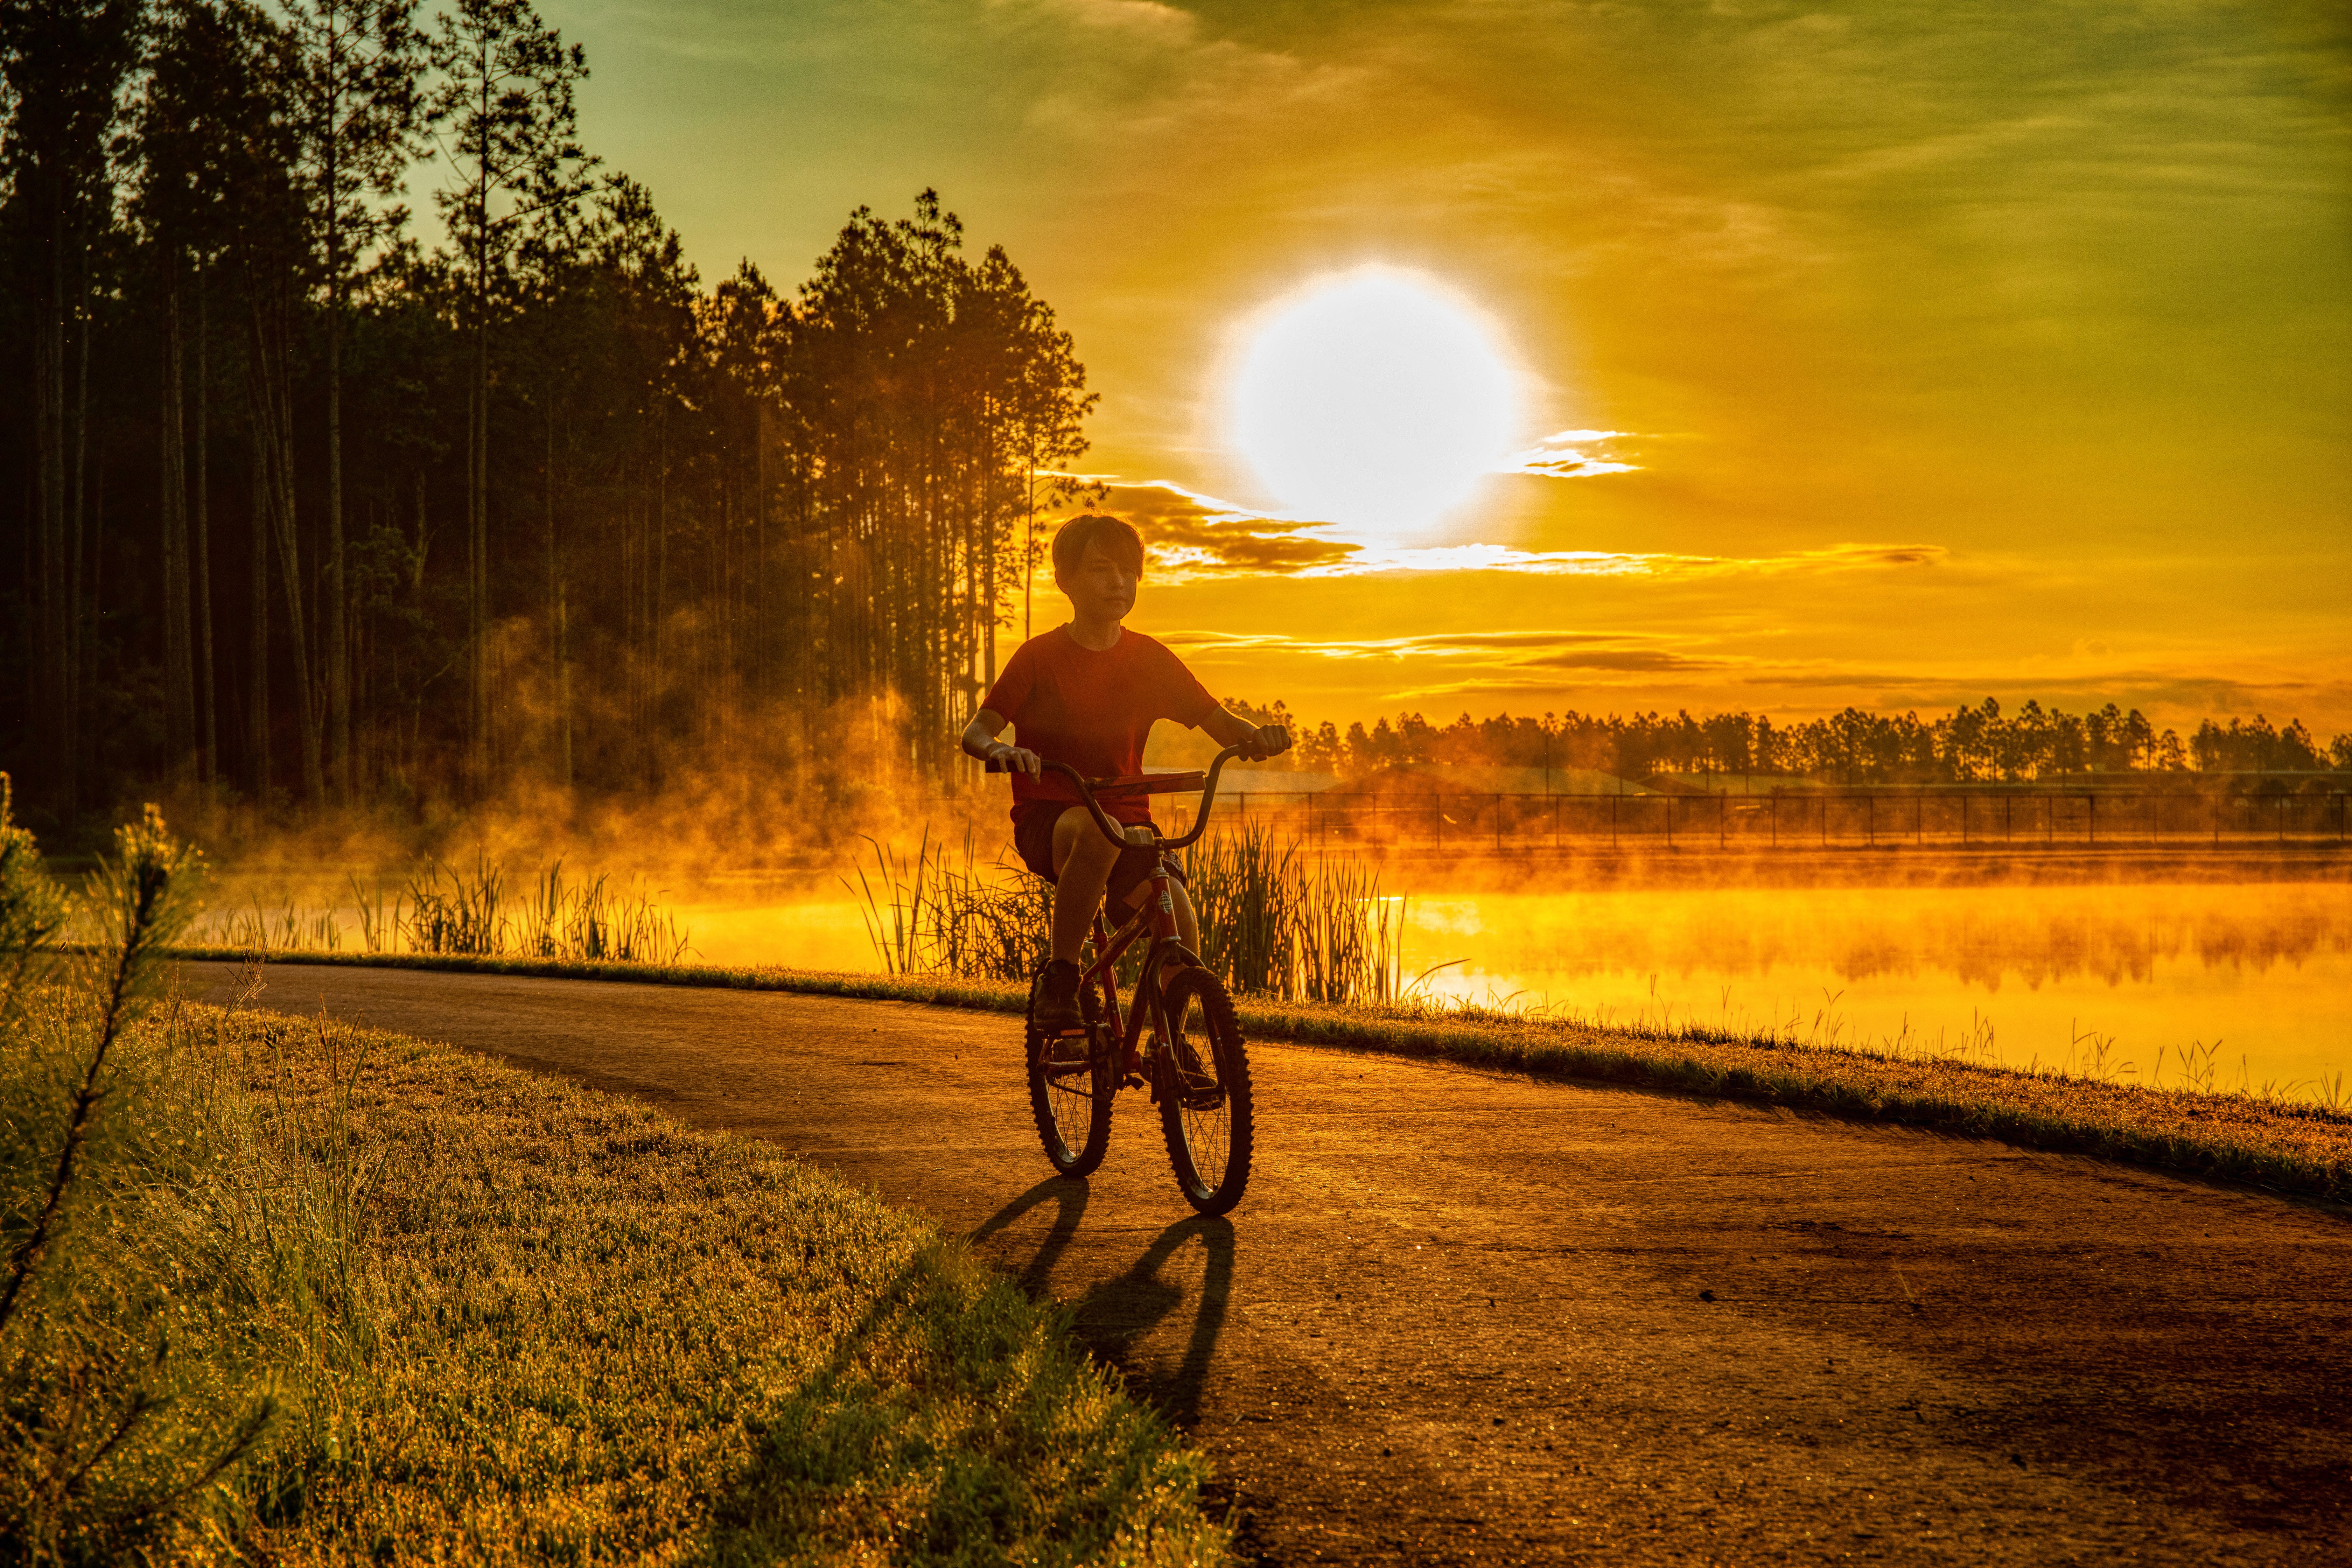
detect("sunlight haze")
[536,0,2351,731]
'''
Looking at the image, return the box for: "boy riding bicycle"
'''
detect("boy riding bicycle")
[960,513,1290,1034]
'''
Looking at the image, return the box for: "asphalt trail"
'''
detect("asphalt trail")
[181,960,2349,1566]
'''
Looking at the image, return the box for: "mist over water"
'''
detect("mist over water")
[193,830,2350,1103]
[672,869,2349,1098]
[1393,881,2350,1095]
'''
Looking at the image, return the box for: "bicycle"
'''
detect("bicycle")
[987,740,1274,1216]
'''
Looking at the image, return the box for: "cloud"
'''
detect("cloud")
[1160,626,1788,694]
[1160,628,1687,662]
[1498,428,1645,479]
[1068,476,1949,583]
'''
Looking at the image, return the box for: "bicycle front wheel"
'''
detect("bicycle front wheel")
[1155,968,1254,1215]
[1028,987,1113,1178]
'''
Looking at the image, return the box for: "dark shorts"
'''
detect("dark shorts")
[1012,803,1183,919]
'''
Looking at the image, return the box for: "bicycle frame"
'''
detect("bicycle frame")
[992,741,1272,1084]
[1078,863,1197,1082]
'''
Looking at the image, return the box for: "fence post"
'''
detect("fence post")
[1915,791,1923,844]
[1667,794,1675,848]
[2088,792,2095,847]
[1552,793,1561,851]
[1435,793,1442,854]
[1495,794,1503,854]
[1611,792,1618,849]
[1771,794,1778,847]
[1867,793,1874,847]
[1720,791,1727,848]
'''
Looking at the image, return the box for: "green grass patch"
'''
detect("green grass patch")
[158,945,2352,1205]
[5,807,1227,1563]
[7,995,1230,1564]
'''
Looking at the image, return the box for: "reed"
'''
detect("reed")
[186,854,691,965]
[853,825,1406,1006]
[851,829,1054,983]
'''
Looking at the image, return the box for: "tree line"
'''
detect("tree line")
[1229,700,2352,786]
[0,0,1094,839]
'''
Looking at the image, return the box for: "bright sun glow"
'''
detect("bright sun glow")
[1231,269,1519,535]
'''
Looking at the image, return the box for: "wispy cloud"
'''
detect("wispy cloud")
[1497,428,1644,479]
[1066,475,1947,582]
[1158,625,1845,695]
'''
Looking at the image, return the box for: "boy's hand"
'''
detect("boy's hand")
[1240,724,1292,762]
[986,741,1042,775]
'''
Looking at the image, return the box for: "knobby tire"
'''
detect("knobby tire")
[1027,978,1113,1177]
[1156,967,1254,1215]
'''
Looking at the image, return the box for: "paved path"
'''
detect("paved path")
[182,960,2349,1566]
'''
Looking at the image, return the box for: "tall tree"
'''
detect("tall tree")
[286,0,421,803]
[427,0,594,792]
[225,5,331,807]
[0,0,140,824]
[135,0,251,788]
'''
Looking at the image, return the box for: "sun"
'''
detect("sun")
[1230,268,1520,536]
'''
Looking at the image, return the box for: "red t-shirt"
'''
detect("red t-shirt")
[980,626,1220,824]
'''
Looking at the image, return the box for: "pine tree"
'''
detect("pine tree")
[427,0,595,793]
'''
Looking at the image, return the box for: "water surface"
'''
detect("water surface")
[681,878,2350,1100]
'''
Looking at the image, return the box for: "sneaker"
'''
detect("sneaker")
[1032,959,1084,1034]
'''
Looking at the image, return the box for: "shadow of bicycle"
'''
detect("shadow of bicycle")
[970,1179,1235,1428]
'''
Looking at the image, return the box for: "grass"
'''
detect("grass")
[151,945,2352,1206]
[848,825,1406,1004]
[190,854,690,965]
[1,787,1228,1564]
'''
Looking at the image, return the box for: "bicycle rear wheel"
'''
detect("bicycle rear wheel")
[1028,982,1113,1177]
[1155,968,1254,1215]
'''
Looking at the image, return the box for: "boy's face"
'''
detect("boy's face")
[1062,538,1136,623]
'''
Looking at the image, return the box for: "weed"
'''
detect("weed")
[849,824,1407,1004]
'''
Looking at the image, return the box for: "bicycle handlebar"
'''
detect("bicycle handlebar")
[984,729,1289,853]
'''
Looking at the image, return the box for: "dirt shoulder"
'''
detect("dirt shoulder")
[181,959,2351,1566]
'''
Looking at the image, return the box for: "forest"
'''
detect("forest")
[1244,701,2352,788]
[0,0,1095,843]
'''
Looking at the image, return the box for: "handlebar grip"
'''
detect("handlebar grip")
[983,754,1007,773]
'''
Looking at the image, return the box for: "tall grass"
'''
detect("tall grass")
[186,854,692,965]
[852,829,1055,982]
[1183,824,1406,1003]
[851,822,1406,1005]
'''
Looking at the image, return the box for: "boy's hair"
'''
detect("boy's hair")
[1051,514,1145,585]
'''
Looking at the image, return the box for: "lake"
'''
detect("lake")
[677,875,2351,1102]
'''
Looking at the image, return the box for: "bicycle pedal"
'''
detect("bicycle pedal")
[1120,1073,1147,1090]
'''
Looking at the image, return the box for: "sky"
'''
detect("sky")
[537,0,2351,735]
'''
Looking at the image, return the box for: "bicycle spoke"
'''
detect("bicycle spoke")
[1156,969,1253,1215]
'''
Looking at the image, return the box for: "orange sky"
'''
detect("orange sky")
[540,0,2351,735]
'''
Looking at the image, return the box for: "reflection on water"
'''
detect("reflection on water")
[681,880,2351,1100]
[1397,882,2351,1097]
